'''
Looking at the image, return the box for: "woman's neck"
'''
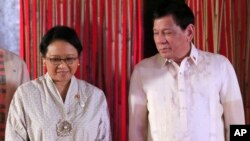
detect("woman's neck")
[54,80,71,102]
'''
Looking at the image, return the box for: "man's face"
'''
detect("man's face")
[153,15,194,62]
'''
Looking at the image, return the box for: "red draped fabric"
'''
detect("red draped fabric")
[0,51,6,140]
[186,0,248,64]
[20,0,143,140]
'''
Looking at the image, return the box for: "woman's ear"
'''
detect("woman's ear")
[42,58,46,66]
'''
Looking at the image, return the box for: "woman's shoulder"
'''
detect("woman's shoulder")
[77,79,103,93]
[16,75,46,92]
[76,79,105,100]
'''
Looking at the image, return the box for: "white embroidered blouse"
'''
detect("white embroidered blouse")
[5,73,111,141]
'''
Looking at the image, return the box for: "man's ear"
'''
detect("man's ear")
[185,24,194,42]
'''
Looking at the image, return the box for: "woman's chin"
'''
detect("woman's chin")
[56,74,72,82]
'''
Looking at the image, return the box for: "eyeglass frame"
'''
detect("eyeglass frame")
[45,56,78,65]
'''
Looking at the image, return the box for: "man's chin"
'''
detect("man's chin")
[159,53,172,59]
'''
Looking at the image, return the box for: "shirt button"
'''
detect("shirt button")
[67,111,70,115]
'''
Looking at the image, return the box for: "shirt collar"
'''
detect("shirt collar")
[157,43,199,67]
[189,43,199,65]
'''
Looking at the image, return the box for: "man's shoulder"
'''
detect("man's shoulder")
[3,48,24,63]
[135,54,160,68]
[198,49,229,63]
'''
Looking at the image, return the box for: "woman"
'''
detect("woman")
[5,26,112,141]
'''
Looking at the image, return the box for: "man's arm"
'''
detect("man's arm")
[128,68,148,141]
[220,58,245,141]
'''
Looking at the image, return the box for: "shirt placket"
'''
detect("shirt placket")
[177,61,190,141]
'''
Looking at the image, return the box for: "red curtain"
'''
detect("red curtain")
[20,0,143,140]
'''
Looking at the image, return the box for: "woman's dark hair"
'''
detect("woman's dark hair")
[39,25,83,57]
[153,1,195,30]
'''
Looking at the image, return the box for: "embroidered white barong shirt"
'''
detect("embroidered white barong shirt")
[129,44,245,141]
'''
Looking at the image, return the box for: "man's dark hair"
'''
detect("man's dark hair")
[153,1,195,30]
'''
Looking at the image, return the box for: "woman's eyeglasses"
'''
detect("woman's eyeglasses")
[46,57,78,65]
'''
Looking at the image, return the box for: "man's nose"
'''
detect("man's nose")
[157,34,167,43]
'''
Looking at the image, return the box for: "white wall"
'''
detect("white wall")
[0,0,19,55]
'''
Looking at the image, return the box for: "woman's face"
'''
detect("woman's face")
[43,40,79,83]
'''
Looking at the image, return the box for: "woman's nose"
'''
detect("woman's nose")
[58,60,67,68]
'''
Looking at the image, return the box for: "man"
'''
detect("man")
[0,48,29,140]
[128,1,245,141]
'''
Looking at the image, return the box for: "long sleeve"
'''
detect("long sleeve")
[4,51,30,121]
[97,96,112,141]
[220,58,245,141]
[5,88,29,141]
[128,67,148,141]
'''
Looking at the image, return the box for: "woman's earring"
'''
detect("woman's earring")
[43,62,46,67]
